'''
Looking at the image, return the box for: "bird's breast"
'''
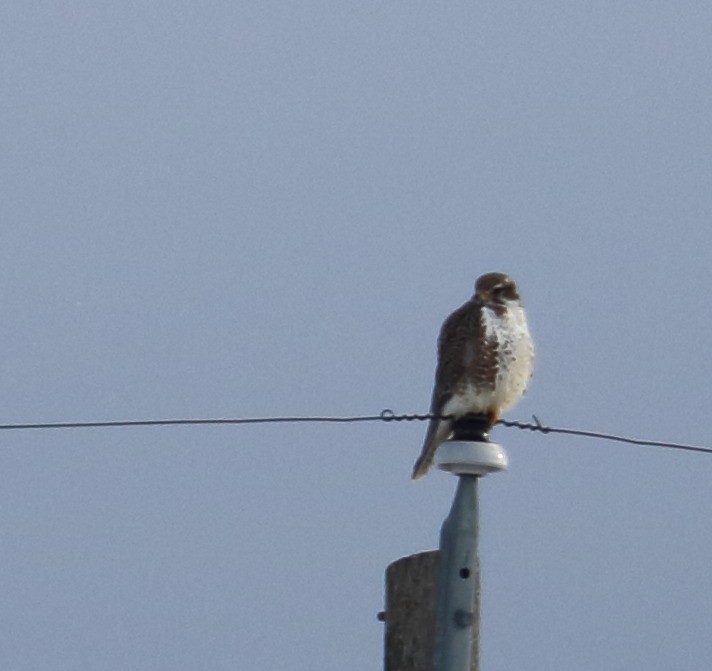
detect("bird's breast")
[482,305,534,409]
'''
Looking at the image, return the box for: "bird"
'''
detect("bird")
[412,272,534,479]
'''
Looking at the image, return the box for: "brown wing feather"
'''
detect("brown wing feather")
[411,299,486,479]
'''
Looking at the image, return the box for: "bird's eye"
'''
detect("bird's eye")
[491,284,509,302]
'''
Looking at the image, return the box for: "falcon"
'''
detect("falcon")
[412,272,534,479]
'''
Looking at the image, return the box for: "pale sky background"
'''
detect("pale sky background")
[2,2,712,670]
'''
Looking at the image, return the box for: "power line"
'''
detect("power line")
[0,409,709,456]
[495,416,712,455]
[382,410,712,455]
[0,415,384,431]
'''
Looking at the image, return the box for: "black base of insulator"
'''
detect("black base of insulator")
[451,414,492,442]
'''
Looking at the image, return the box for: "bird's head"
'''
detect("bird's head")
[474,272,521,307]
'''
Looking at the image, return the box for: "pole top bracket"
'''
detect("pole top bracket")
[435,440,508,476]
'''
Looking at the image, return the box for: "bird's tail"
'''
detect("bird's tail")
[411,454,430,480]
[411,419,452,480]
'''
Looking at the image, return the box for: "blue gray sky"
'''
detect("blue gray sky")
[2,2,712,669]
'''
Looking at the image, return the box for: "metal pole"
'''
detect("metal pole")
[432,417,509,671]
[433,475,480,671]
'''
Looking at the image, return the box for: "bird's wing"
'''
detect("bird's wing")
[411,300,480,480]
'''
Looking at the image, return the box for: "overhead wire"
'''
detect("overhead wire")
[0,409,709,455]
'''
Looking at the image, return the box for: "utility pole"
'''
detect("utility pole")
[382,417,508,671]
